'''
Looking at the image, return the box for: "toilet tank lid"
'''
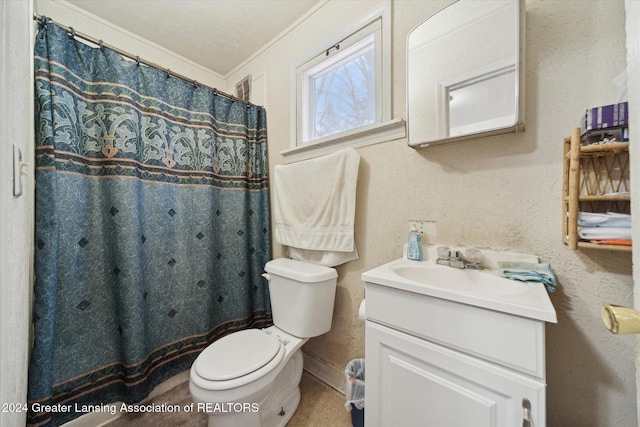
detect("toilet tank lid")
[265,258,337,282]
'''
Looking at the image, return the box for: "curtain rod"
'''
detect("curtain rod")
[33,14,261,109]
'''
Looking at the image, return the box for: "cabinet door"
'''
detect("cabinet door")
[365,321,546,427]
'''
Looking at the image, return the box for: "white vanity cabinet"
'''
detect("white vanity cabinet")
[363,257,556,427]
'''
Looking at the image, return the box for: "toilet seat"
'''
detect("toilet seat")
[193,329,285,388]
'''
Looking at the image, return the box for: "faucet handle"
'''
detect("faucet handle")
[437,246,450,259]
[436,246,451,265]
[465,248,482,264]
[464,248,483,270]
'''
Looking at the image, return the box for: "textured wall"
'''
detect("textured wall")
[226,1,637,425]
[32,0,636,425]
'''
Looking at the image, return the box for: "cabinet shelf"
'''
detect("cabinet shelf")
[580,141,629,154]
[578,194,630,202]
[564,195,631,202]
[562,128,631,252]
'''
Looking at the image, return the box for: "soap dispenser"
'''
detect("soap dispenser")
[407,225,423,261]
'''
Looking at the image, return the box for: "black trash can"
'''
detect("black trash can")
[344,358,365,427]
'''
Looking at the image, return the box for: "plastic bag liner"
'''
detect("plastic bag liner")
[345,358,365,427]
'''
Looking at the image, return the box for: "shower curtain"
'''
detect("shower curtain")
[28,21,272,427]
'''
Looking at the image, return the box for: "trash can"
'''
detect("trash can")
[345,358,365,427]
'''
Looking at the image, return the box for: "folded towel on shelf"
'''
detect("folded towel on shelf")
[273,147,361,266]
[498,261,558,293]
[578,212,631,228]
[578,226,632,241]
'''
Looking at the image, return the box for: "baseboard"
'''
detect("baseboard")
[302,350,345,395]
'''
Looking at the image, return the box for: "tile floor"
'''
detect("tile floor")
[104,371,352,426]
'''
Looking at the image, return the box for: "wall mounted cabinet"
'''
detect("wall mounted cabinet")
[407,0,525,148]
[562,127,631,251]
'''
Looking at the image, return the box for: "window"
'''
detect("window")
[285,3,405,162]
[297,19,382,144]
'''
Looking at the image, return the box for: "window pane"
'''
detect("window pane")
[307,36,376,140]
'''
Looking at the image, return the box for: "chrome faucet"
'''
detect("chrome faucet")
[448,250,466,269]
[436,247,483,270]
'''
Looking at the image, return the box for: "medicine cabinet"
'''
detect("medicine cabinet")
[407,0,525,148]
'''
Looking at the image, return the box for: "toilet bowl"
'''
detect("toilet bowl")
[189,258,337,427]
[189,326,306,427]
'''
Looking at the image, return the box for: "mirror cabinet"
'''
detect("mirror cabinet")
[407,0,525,148]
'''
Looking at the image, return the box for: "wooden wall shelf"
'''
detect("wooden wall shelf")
[562,128,631,252]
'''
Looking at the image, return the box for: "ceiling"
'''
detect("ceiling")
[64,0,320,77]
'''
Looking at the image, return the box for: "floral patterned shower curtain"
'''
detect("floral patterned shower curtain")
[28,21,272,426]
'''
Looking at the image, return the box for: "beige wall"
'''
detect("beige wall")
[29,0,636,425]
[229,0,636,425]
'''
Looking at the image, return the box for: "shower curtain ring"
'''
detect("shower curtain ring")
[166,69,171,79]
[136,56,140,66]
[99,40,104,49]
[39,16,49,34]
[193,80,198,89]
[69,27,75,39]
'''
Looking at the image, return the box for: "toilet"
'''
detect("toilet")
[189,258,338,427]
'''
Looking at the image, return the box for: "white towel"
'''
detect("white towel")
[578,212,631,228]
[287,245,359,267]
[274,147,360,266]
[578,227,632,240]
[577,212,632,241]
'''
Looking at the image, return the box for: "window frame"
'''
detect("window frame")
[285,2,404,163]
[297,19,382,143]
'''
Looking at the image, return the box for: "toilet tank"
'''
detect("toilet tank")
[264,258,337,338]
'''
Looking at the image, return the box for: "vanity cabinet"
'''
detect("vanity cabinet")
[562,127,631,251]
[364,282,548,427]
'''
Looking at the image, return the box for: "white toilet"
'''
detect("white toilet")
[189,258,338,427]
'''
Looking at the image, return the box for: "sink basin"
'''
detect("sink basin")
[389,263,532,296]
[362,257,557,323]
